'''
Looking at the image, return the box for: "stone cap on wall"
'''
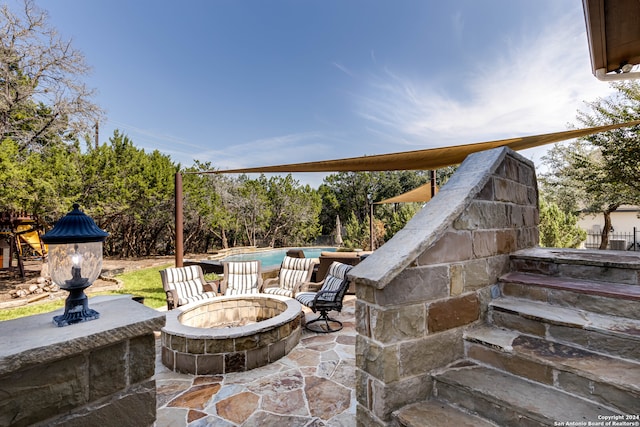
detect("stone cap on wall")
[0,295,166,375]
[349,147,534,290]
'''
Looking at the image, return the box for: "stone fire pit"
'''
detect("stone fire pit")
[161,294,303,375]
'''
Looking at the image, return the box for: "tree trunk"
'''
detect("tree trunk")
[221,228,228,249]
[599,211,613,250]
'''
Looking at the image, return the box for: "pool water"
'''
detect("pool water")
[222,247,336,268]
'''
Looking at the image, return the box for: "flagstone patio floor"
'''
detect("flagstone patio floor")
[154,295,357,427]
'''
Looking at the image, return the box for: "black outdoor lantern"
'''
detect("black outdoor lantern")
[42,204,109,327]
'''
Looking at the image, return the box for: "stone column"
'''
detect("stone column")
[0,295,165,427]
[350,148,539,425]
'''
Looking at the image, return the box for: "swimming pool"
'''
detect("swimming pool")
[221,247,336,268]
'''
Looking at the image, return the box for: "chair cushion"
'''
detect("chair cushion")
[163,265,203,285]
[326,261,352,280]
[296,262,353,307]
[225,261,261,295]
[278,256,315,291]
[315,262,352,301]
[163,265,205,300]
[295,291,317,307]
[180,291,218,307]
[264,286,294,298]
[317,275,345,301]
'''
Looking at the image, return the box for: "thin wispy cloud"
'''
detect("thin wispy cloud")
[248,132,325,148]
[106,119,206,150]
[357,11,615,152]
[333,62,355,78]
[199,131,331,170]
[451,11,464,42]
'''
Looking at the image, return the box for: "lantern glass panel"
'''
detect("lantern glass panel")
[48,241,103,287]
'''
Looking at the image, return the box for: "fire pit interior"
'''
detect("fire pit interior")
[161,294,303,375]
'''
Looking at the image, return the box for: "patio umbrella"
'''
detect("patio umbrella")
[335,215,343,246]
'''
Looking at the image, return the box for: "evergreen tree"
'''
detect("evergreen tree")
[541,81,640,249]
[80,130,176,256]
[538,199,586,248]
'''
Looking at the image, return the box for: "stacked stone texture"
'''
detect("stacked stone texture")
[0,297,165,427]
[161,295,304,375]
[351,148,539,425]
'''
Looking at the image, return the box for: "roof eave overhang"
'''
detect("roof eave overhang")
[583,0,640,81]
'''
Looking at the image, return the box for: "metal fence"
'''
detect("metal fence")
[585,227,640,250]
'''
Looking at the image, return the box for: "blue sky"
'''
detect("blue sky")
[35,0,614,186]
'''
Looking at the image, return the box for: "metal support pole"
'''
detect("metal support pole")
[369,201,375,251]
[175,172,184,267]
[94,121,99,149]
[430,169,437,198]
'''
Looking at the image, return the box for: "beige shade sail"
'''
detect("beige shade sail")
[205,120,640,175]
[375,182,437,204]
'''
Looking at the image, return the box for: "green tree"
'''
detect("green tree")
[182,171,322,251]
[538,199,586,248]
[577,82,640,191]
[383,203,421,240]
[541,141,630,249]
[0,137,82,221]
[263,174,321,247]
[343,211,366,249]
[80,130,176,256]
[320,168,454,246]
[234,176,270,247]
[1,0,101,151]
[182,163,239,251]
[541,81,640,249]
[320,172,375,234]
[26,139,83,222]
[0,0,102,237]
[0,139,30,212]
[342,211,384,250]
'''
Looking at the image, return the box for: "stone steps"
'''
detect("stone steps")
[464,325,640,414]
[509,248,640,285]
[393,248,640,426]
[489,297,640,360]
[433,362,622,426]
[392,400,499,427]
[500,271,640,320]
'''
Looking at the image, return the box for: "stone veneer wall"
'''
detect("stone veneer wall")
[0,296,165,427]
[349,147,539,425]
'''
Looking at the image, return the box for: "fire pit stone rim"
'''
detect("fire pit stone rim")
[162,294,302,340]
